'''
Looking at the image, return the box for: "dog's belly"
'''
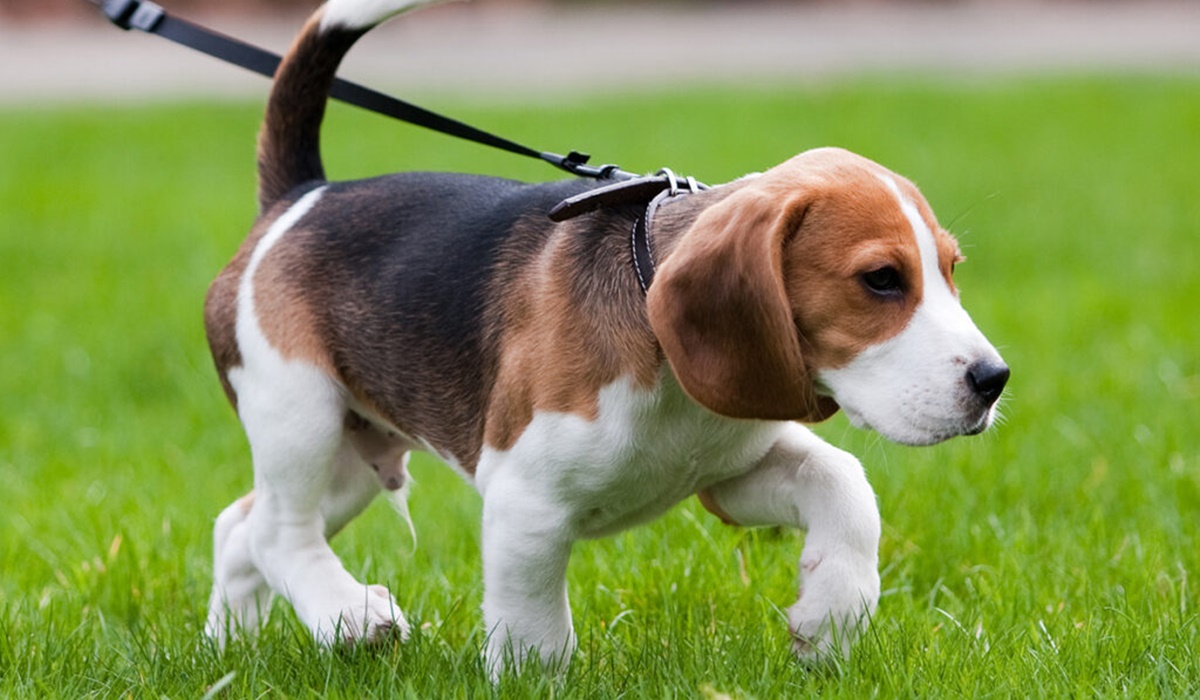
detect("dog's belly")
[475,373,784,539]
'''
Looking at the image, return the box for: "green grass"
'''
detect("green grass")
[2,75,1199,697]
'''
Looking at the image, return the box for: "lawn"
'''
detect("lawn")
[1,75,1198,697]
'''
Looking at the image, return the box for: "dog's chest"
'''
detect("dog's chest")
[476,373,781,539]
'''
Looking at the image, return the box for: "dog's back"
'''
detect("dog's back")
[205,169,599,466]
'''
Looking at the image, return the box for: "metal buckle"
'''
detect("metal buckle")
[656,168,705,197]
[103,0,165,32]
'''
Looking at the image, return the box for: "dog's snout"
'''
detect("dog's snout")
[966,359,1009,406]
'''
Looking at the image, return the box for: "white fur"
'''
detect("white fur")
[320,0,454,32]
[704,424,880,658]
[817,175,1004,446]
[206,188,410,645]
[473,372,881,674]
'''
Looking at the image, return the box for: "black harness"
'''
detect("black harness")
[549,169,706,293]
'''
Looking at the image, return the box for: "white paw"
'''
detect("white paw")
[786,553,880,660]
[310,584,410,645]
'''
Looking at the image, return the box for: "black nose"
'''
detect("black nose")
[967,360,1009,406]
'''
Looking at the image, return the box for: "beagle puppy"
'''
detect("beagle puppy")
[202,0,1009,674]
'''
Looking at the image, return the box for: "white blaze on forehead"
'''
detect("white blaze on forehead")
[874,173,954,305]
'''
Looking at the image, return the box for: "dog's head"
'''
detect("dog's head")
[648,147,1007,445]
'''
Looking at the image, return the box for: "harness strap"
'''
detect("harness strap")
[550,168,705,293]
[549,168,707,222]
[630,190,667,294]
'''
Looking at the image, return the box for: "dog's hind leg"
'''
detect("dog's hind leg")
[228,359,408,645]
[206,492,273,643]
[205,433,400,644]
[205,188,405,644]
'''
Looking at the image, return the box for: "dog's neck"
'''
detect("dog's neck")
[646,181,745,268]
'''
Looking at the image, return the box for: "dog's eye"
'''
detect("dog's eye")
[862,266,903,296]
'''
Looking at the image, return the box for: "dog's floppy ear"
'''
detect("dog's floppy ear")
[647,184,839,422]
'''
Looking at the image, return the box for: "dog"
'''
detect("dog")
[202,0,1009,675]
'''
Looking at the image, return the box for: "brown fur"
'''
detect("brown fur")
[696,487,737,525]
[204,195,341,408]
[779,151,926,370]
[483,213,663,452]
[256,10,365,212]
[204,215,265,408]
[252,228,337,374]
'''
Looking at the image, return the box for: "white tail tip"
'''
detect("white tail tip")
[320,0,458,32]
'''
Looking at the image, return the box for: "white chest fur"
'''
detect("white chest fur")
[475,372,784,539]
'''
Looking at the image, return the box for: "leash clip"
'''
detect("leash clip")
[102,0,164,32]
[542,150,632,181]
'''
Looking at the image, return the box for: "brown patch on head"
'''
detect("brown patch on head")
[647,147,943,421]
[483,213,662,452]
[779,149,925,371]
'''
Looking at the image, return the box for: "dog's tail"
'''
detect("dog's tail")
[257,0,445,211]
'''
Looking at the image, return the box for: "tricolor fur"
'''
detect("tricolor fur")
[202,0,1009,676]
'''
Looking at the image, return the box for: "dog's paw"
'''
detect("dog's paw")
[786,552,879,661]
[311,584,410,645]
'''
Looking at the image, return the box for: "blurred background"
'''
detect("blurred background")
[2,1,1198,105]
[9,0,1192,21]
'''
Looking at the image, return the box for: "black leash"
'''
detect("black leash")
[90,0,638,181]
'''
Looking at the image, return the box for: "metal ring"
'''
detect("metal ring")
[658,167,680,196]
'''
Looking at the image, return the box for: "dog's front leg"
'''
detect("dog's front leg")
[478,464,576,679]
[700,423,881,659]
